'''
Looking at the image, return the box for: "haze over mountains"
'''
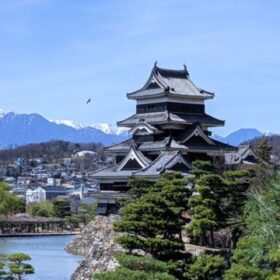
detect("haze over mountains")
[0,111,268,149]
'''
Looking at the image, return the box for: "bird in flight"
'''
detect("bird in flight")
[86,98,91,104]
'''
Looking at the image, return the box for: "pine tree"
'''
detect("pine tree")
[223,169,254,248]
[186,252,227,280]
[191,160,216,178]
[7,253,34,280]
[223,237,264,280]
[224,169,280,279]
[127,176,153,200]
[187,176,218,246]
[114,192,184,259]
[0,261,6,280]
[52,199,71,218]
[257,138,271,163]
[187,161,226,247]
[95,254,176,280]
[188,161,253,248]
[113,173,191,278]
[154,173,190,210]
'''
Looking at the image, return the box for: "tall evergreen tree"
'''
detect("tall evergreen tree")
[188,160,253,248]
[187,174,220,246]
[127,176,153,200]
[187,161,227,246]
[113,173,191,278]
[257,138,272,163]
[223,169,254,248]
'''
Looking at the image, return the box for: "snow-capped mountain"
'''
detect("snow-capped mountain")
[90,123,129,135]
[51,119,84,129]
[51,120,129,135]
[0,112,128,148]
[0,110,271,149]
[0,109,12,118]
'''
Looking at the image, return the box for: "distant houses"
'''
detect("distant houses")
[0,149,106,208]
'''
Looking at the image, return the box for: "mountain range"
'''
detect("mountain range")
[0,112,128,148]
[0,111,267,149]
[213,128,264,146]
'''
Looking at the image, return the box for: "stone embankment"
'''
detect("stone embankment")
[65,215,122,280]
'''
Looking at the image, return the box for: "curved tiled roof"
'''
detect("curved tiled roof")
[134,151,192,176]
[115,145,151,171]
[105,139,134,152]
[117,111,224,127]
[127,65,214,100]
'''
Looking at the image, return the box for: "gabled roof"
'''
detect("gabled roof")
[134,151,192,177]
[129,122,160,135]
[115,145,151,172]
[225,144,258,165]
[179,125,215,145]
[127,64,214,100]
[91,146,151,178]
[91,150,192,179]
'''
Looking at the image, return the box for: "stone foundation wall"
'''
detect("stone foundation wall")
[65,215,122,280]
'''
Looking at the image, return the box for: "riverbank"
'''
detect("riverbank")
[65,215,122,280]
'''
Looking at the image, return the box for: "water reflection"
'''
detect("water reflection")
[0,236,82,280]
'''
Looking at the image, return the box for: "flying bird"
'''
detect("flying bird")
[86,98,91,104]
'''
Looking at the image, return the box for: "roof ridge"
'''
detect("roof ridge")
[154,65,188,77]
[105,138,132,149]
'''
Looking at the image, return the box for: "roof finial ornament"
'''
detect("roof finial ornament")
[183,63,189,75]
[154,60,158,68]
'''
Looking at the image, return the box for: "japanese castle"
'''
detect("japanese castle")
[92,63,250,213]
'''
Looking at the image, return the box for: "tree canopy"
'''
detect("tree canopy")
[0,183,25,215]
[6,253,34,280]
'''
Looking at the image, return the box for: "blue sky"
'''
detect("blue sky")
[0,0,279,136]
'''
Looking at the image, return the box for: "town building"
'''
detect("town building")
[42,186,69,200]
[92,63,235,213]
[26,187,46,204]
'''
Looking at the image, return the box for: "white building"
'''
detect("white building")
[47,178,61,187]
[75,150,97,157]
[26,187,46,204]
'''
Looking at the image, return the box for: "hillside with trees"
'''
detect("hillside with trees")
[248,135,280,164]
[0,140,105,166]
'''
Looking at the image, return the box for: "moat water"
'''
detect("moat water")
[0,236,82,280]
